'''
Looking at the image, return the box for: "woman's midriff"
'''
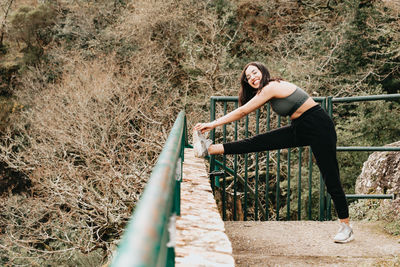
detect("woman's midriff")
[290,97,318,120]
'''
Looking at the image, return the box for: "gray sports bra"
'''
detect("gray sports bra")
[269,87,309,116]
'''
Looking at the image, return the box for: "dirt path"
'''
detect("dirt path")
[225,221,400,266]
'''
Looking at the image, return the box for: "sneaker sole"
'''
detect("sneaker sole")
[334,234,354,244]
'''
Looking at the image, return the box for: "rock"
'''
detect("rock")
[355,141,400,196]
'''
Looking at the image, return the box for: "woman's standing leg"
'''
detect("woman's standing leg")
[310,143,348,219]
[293,106,353,242]
[294,106,349,219]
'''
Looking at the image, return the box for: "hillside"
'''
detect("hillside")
[0,0,399,265]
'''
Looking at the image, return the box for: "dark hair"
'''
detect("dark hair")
[238,62,281,106]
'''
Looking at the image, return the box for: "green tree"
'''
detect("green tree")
[9,4,56,64]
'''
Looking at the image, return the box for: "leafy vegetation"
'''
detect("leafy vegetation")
[0,0,399,265]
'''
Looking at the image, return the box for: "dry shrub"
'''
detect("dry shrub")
[0,51,178,264]
[1,0,195,264]
[236,0,306,44]
[114,0,243,129]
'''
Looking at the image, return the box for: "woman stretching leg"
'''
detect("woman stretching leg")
[194,62,353,243]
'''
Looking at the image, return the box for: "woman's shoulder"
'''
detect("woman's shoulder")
[268,80,297,88]
[263,80,297,95]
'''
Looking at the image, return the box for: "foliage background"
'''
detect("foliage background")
[0,0,399,265]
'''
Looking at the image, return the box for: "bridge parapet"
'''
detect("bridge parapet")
[175,148,234,266]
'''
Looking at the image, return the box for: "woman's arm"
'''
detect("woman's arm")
[195,85,276,133]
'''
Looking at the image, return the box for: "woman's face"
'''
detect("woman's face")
[245,65,262,89]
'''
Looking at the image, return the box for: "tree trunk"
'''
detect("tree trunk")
[0,0,14,47]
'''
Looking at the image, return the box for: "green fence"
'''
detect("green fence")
[209,94,400,222]
[111,111,187,267]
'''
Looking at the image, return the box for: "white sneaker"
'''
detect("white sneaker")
[193,130,212,158]
[334,222,354,243]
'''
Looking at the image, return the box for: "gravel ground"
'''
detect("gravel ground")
[225,221,400,266]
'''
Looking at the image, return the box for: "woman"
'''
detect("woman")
[194,62,354,243]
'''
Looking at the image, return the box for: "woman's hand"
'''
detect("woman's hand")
[193,121,216,133]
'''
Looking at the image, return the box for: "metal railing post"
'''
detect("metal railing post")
[319,97,327,221]
[210,98,217,191]
[276,116,281,221]
[327,96,333,220]
[222,102,228,220]
[233,101,239,221]
[244,115,249,220]
[307,148,313,220]
[255,109,260,220]
[287,144,291,221]
[297,147,303,220]
[265,104,271,221]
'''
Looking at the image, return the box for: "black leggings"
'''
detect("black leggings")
[223,105,349,219]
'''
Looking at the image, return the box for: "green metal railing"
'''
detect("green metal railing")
[209,94,400,222]
[111,111,187,267]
